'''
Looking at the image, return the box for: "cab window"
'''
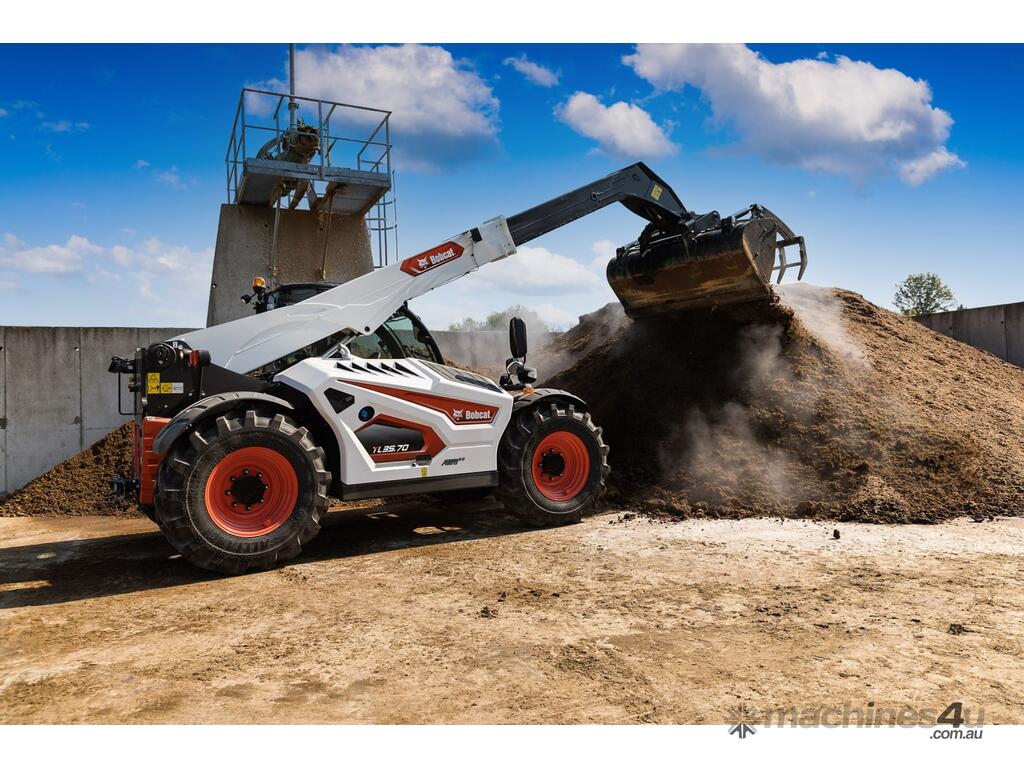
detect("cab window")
[385,312,438,361]
[273,286,324,309]
[347,329,400,360]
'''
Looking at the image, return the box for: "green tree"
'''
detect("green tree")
[448,304,555,333]
[893,273,956,317]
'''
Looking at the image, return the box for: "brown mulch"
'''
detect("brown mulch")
[0,423,140,517]
[542,286,1024,523]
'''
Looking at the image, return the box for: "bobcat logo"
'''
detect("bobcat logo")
[452,408,463,419]
[400,241,465,276]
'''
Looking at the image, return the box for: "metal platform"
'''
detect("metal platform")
[237,159,389,215]
[226,89,399,266]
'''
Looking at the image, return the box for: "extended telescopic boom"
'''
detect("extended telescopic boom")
[176,163,804,372]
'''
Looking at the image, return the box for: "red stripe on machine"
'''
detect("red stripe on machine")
[342,381,498,425]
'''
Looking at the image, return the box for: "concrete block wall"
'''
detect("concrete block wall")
[918,301,1024,367]
[0,326,189,496]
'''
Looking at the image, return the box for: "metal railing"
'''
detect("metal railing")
[366,173,399,269]
[226,87,392,201]
[225,88,397,266]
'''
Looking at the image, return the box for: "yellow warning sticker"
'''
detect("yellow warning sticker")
[650,184,663,201]
[421,467,429,478]
[146,372,161,395]
[160,382,174,394]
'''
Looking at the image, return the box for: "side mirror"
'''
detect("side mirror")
[509,317,528,359]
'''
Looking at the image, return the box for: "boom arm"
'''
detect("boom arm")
[178,163,696,374]
[506,162,717,246]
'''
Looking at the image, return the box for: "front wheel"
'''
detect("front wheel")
[154,408,331,574]
[496,401,609,526]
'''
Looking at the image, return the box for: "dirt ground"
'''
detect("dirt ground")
[3,500,1022,724]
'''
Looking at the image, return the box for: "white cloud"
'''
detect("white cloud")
[899,146,966,186]
[555,92,677,159]
[41,120,90,133]
[589,239,618,272]
[466,245,601,295]
[0,233,99,274]
[132,159,189,190]
[111,244,134,266]
[0,232,213,323]
[624,44,964,184]
[253,44,499,173]
[154,166,188,190]
[503,54,560,87]
[130,239,213,316]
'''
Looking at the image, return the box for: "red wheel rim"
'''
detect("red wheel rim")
[531,431,590,501]
[204,447,298,537]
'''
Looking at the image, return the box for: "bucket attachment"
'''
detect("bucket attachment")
[607,205,807,318]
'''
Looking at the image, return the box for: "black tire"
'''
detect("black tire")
[154,408,331,574]
[139,504,158,524]
[496,401,609,526]
[428,487,495,505]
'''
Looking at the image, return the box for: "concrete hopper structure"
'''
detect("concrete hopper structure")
[208,87,397,326]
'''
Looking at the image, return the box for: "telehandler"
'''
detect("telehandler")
[110,163,806,573]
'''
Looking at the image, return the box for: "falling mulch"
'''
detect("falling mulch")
[540,284,1024,523]
[0,423,140,517]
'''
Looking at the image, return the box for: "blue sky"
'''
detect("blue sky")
[1,43,1022,329]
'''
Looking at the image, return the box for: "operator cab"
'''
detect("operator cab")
[243,280,338,313]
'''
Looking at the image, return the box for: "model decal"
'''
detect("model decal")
[354,414,445,463]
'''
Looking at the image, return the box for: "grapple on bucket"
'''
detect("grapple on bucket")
[607,205,807,318]
[504,163,808,318]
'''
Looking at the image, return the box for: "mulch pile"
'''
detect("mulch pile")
[0,423,140,517]
[540,285,1024,523]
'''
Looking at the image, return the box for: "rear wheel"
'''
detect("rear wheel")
[154,408,331,574]
[497,401,609,526]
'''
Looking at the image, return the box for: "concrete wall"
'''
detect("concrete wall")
[0,325,544,496]
[918,301,1024,367]
[0,326,189,496]
[207,203,374,326]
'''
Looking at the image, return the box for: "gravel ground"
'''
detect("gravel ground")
[2,501,1022,724]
